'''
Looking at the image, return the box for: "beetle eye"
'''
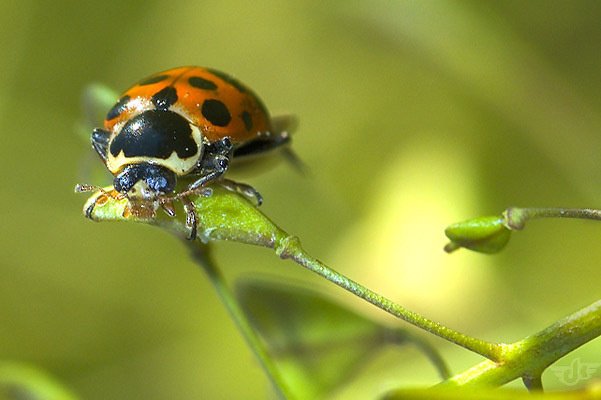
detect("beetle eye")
[114,168,139,193]
[114,163,176,195]
[145,169,176,193]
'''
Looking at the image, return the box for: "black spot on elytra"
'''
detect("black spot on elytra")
[201,99,231,127]
[206,68,247,93]
[240,111,253,131]
[110,109,197,159]
[106,95,130,120]
[188,76,218,90]
[138,74,169,86]
[151,86,178,110]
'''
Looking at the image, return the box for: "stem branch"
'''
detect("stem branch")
[186,241,293,399]
[275,236,503,361]
[441,299,601,387]
[505,207,601,230]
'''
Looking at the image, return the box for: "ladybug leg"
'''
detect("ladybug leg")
[219,179,263,206]
[180,196,198,240]
[91,128,111,166]
[158,191,211,240]
[160,199,176,217]
[176,136,263,206]
[187,155,230,192]
[187,137,234,191]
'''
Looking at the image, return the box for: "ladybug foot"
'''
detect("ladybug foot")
[219,178,263,206]
[180,196,198,240]
[160,193,211,241]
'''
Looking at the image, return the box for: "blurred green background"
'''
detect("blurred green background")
[1,1,601,398]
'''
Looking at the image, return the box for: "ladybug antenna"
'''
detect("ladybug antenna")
[74,183,109,195]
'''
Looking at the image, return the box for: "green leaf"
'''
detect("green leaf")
[444,216,511,254]
[236,278,449,399]
[81,185,289,248]
[0,361,78,400]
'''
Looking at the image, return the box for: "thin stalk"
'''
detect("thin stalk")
[186,241,293,399]
[275,236,504,362]
[505,207,601,230]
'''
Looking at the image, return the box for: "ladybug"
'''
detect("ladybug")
[83,66,295,239]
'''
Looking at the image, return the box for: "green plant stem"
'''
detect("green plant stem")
[504,207,601,230]
[83,188,601,392]
[186,241,294,399]
[274,236,503,362]
[440,299,601,387]
[86,187,499,369]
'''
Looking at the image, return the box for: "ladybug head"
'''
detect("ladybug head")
[114,163,176,199]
